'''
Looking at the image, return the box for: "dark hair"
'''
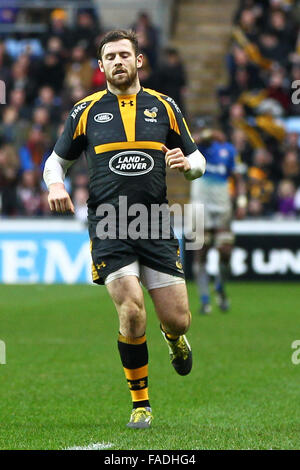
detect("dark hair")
[97,29,139,60]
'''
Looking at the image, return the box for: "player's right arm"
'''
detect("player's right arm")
[43,152,75,213]
[43,100,89,213]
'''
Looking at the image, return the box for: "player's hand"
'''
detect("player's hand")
[162,145,191,172]
[48,182,75,214]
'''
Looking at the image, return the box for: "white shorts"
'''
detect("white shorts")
[190,178,232,230]
[104,261,185,291]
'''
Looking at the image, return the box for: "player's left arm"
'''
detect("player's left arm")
[162,145,206,179]
[162,96,206,180]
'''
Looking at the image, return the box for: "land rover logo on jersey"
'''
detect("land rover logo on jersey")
[94,113,113,123]
[109,151,154,176]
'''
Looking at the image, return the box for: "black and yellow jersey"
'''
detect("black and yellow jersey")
[54,87,197,217]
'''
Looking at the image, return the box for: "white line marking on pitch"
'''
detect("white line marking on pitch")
[65,442,114,450]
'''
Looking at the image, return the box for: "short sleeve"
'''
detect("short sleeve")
[162,96,197,156]
[54,101,90,161]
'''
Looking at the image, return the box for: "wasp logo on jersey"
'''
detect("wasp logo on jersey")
[144,107,158,118]
[144,107,158,123]
[109,151,154,176]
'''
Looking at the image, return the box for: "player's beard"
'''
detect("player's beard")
[106,65,138,91]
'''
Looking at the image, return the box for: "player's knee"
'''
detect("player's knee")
[120,299,145,335]
[198,233,212,262]
[218,243,232,263]
[172,310,191,336]
[216,232,234,261]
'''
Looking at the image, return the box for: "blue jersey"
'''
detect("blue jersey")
[198,141,237,184]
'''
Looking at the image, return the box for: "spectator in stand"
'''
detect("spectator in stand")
[138,54,157,89]
[62,84,89,110]
[0,106,29,148]
[35,86,62,122]
[10,55,36,103]
[19,126,51,173]
[18,107,53,174]
[238,7,259,41]
[227,66,252,102]
[268,9,297,52]
[35,50,65,94]
[226,46,263,101]
[32,106,55,141]
[43,9,72,54]
[64,44,94,91]
[231,127,254,166]
[46,36,64,57]
[280,150,300,186]
[276,179,297,216]
[265,68,290,113]
[156,48,187,112]
[0,142,20,215]
[16,170,43,216]
[9,88,31,120]
[72,9,101,57]
[283,132,300,154]
[258,30,288,65]
[247,148,276,216]
[132,12,159,67]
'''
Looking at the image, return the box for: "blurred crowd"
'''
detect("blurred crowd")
[2,0,300,220]
[216,0,300,217]
[0,5,187,219]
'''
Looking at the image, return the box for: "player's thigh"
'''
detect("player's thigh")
[106,273,145,313]
[106,274,147,333]
[148,282,190,331]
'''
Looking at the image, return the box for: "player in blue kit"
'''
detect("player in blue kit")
[190,129,246,314]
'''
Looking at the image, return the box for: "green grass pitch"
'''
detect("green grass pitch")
[0,282,299,450]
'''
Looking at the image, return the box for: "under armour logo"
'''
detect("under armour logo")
[96,261,106,270]
[121,100,134,107]
[128,379,147,390]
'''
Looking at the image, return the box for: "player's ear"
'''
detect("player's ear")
[98,60,104,72]
[136,53,143,69]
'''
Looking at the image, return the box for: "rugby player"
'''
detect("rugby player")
[43,30,206,428]
[190,129,246,314]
